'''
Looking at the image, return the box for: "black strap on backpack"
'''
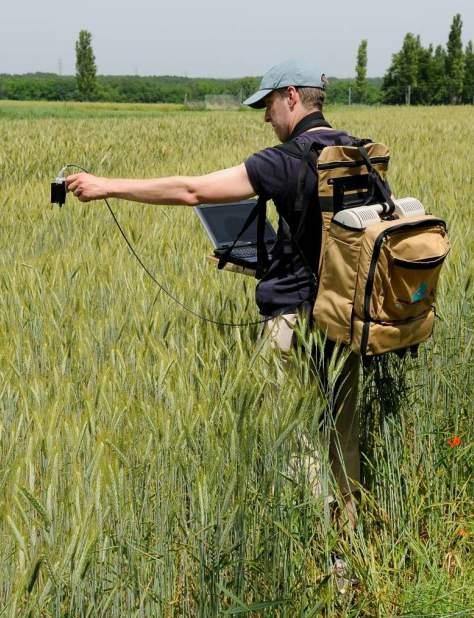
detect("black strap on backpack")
[357,146,397,215]
[217,194,270,279]
[274,139,327,290]
[274,113,335,242]
[283,140,323,240]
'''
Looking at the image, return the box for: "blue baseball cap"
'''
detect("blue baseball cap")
[243,58,327,108]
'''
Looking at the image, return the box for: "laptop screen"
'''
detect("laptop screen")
[195,201,276,247]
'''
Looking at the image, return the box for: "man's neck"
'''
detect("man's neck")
[288,108,315,135]
[286,110,330,142]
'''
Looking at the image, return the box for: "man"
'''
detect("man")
[66,59,360,523]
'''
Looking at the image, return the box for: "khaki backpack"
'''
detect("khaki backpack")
[311,142,450,357]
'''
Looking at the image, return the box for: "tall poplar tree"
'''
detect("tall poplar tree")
[446,14,465,104]
[431,45,448,104]
[75,30,97,100]
[463,41,474,103]
[354,39,368,103]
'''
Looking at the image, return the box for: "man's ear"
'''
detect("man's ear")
[286,86,299,110]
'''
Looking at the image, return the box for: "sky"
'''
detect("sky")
[1,0,473,78]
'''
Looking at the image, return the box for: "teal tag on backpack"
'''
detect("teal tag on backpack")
[411,282,428,303]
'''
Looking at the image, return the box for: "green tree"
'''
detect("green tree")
[414,44,433,104]
[354,39,368,103]
[382,33,420,104]
[430,45,448,104]
[238,76,260,100]
[463,40,474,103]
[446,13,465,103]
[75,30,97,100]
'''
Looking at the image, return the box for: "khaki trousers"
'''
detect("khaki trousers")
[265,312,360,497]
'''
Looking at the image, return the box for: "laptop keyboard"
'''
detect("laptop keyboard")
[214,243,273,265]
[229,246,258,258]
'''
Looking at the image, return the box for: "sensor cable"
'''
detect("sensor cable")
[58,164,272,328]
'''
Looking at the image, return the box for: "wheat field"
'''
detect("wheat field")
[0,101,472,616]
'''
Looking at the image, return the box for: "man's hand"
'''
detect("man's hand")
[66,173,111,202]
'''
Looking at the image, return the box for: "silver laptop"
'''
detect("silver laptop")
[195,200,276,268]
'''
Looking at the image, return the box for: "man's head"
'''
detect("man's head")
[243,59,327,141]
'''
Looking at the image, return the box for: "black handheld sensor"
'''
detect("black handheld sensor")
[51,178,66,207]
[51,168,67,206]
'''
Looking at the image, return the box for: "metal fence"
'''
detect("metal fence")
[184,94,241,110]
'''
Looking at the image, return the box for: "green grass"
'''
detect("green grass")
[0,103,472,616]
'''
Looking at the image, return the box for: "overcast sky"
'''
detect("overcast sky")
[2,0,473,78]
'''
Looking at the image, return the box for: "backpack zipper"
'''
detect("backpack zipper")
[392,253,448,269]
[318,156,389,170]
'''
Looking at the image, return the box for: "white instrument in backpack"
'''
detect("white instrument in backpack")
[333,197,425,230]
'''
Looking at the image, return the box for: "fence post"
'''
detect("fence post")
[406,85,411,105]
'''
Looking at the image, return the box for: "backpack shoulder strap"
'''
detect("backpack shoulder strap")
[274,139,325,287]
[274,140,305,159]
[277,139,324,217]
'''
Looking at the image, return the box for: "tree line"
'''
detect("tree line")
[382,14,474,104]
[0,73,263,104]
[0,72,382,106]
[0,15,472,106]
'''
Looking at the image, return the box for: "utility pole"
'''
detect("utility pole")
[348,87,352,105]
[406,85,411,105]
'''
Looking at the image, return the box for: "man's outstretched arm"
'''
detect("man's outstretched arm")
[66,164,255,206]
